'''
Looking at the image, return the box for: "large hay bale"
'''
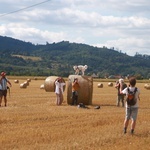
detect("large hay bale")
[67,75,93,105]
[14,79,19,83]
[108,82,113,87]
[44,76,66,92]
[97,83,103,88]
[20,83,27,88]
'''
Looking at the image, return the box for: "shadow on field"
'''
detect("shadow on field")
[93,104,116,107]
[133,132,150,138]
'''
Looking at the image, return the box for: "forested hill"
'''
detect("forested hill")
[0,35,150,79]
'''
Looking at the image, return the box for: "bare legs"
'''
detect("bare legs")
[124,119,136,134]
[0,96,7,107]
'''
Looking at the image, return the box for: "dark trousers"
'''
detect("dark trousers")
[72,91,78,105]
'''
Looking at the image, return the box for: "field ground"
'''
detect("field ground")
[0,77,150,150]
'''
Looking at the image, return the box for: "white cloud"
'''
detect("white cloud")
[0,23,67,44]
[0,0,150,56]
[95,38,150,56]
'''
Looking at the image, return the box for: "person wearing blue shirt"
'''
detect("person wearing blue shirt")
[0,72,12,107]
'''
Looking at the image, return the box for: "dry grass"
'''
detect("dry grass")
[0,78,150,150]
[11,55,42,61]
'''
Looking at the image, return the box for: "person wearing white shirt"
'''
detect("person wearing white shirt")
[120,77,140,134]
[55,77,65,105]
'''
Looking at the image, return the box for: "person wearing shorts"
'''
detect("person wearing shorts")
[0,72,12,107]
[121,77,140,134]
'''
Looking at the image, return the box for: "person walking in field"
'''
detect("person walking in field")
[120,77,140,134]
[0,72,12,107]
[55,77,65,105]
[72,78,80,105]
[115,78,127,107]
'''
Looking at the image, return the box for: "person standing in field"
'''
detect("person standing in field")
[120,77,140,134]
[55,77,65,105]
[0,72,12,107]
[115,78,127,107]
[72,78,80,105]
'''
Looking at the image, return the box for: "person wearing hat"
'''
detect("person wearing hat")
[0,72,12,107]
[115,78,127,107]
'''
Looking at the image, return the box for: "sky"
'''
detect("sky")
[0,0,150,56]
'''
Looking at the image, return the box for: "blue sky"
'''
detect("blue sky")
[0,0,150,56]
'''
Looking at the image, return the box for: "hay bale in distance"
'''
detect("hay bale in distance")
[67,75,93,105]
[20,83,27,88]
[97,83,103,88]
[34,77,37,80]
[144,84,150,89]
[23,81,29,86]
[108,82,113,87]
[144,84,148,88]
[27,78,31,82]
[44,76,66,92]
[14,79,19,83]
[40,84,45,89]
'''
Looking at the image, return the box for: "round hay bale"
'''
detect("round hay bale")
[97,83,103,88]
[24,81,29,86]
[144,84,148,88]
[14,79,19,83]
[67,75,93,105]
[20,83,27,88]
[44,76,66,92]
[34,77,37,80]
[108,82,113,87]
[144,84,150,89]
[27,78,31,82]
[40,84,45,89]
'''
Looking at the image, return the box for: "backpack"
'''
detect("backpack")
[126,87,137,106]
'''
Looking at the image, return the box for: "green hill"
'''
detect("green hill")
[0,35,150,79]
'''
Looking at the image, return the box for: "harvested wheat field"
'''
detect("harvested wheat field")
[0,77,150,150]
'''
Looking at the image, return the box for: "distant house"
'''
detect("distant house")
[108,75,122,79]
[91,73,98,78]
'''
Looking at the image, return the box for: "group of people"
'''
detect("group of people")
[0,71,141,135]
[55,76,141,134]
[54,77,80,106]
[115,77,140,134]
[0,72,12,107]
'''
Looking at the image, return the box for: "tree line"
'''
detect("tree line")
[0,36,150,79]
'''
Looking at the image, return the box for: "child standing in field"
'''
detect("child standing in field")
[120,77,140,134]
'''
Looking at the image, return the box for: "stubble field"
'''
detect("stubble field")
[0,77,150,150]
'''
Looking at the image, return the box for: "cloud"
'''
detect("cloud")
[0,0,150,56]
[94,37,150,56]
[0,23,67,44]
